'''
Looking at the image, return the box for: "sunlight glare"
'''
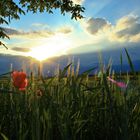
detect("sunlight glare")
[27,34,71,61]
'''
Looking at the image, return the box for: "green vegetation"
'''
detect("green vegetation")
[0,50,140,140]
[0,65,140,140]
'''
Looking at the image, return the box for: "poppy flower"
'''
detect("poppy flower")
[107,77,127,88]
[12,71,28,91]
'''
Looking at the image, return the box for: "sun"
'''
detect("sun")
[28,46,55,61]
[27,34,71,61]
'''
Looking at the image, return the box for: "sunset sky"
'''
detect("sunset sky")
[1,0,140,61]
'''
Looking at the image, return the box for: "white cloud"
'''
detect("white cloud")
[31,23,50,29]
[110,15,140,42]
[56,26,73,34]
[115,15,139,31]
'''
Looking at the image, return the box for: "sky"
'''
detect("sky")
[1,0,140,61]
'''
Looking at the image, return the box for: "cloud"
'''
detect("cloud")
[111,15,140,42]
[83,15,140,43]
[2,28,21,35]
[31,23,48,27]
[84,17,111,34]
[31,23,49,29]
[115,15,139,31]
[57,26,73,34]
[2,25,73,40]
[11,47,30,52]
[2,27,54,39]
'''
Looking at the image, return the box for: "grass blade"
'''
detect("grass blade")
[0,133,9,140]
[0,71,13,77]
[120,52,123,72]
[59,63,72,79]
[124,48,135,73]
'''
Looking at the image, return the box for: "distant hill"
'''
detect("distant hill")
[0,47,140,76]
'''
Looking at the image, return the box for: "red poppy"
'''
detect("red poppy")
[12,71,28,91]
